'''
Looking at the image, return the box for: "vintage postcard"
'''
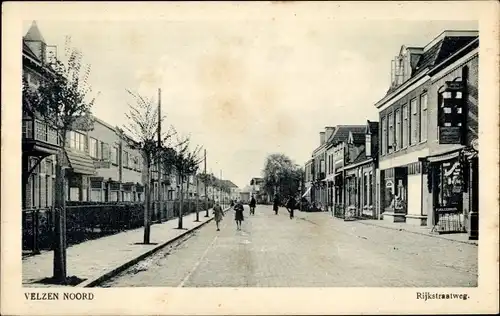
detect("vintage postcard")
[2,1,499,315]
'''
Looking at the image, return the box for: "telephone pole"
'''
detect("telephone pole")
[204,149,209,217]
[157,88,163,222]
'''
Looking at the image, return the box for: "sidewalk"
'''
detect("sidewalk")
[351,218,478,246]
[22,208,229,288]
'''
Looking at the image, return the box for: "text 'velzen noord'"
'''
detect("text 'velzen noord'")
[24,292,94,301]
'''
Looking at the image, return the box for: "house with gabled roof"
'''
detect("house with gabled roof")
[341,121,379,219]
[323,125,366,215]
[374,29,479,234]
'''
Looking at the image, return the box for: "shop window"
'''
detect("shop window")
[436,160,463,208]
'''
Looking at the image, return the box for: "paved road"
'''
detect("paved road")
[101,205,477,287]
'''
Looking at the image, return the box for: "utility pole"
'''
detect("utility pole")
[204,149,209,217]
[220,169,223,208]
[157,88,163,222]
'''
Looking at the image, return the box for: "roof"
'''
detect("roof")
[385,31,478,95]
[23,41,39,61]
[24,21,46,43]
[222,179,238,188]
[351,148,368,165]
[327,125,366,146]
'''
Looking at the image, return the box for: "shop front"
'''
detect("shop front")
[381,167,408,223]
[333,172,344,218]
[427,148,476,235]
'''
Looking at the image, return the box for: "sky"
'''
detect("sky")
[23,19,478,189]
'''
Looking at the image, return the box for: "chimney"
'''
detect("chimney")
[325,127,335,142]
[320,132,325,145]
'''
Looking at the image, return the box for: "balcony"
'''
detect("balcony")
[22,118,61,156]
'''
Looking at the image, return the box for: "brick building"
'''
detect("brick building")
[374,30,479,233]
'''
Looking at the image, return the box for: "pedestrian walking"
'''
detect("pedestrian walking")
[273,194,280,215]
[249,195,256,215]
[286,195,297,219]
[213,201,224,231]
[234,200,244,230]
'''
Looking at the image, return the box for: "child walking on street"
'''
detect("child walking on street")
[213,201,224,231]
[234,200,244,230]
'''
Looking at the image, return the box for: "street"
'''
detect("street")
[101,205,477,287]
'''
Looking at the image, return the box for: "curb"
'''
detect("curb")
[354,220,478,246]
[78,207,230,288]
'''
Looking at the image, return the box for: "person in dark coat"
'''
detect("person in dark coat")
[234,200,244,230]
[286,195,297,219]
[273,195,280,215]
[249,195,256,215]
[212,201,224,231]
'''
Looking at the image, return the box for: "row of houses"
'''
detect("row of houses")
[304,30,479,238]
[22,21,240,212]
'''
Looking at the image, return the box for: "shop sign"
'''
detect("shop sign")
[439,127,462,144]
[435,206,459,213]
[445,81,463,91]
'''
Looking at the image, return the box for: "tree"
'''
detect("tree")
[22,37,97,283]
[171,135,203,229]
[262,153,303,199]
[121,90,172,244]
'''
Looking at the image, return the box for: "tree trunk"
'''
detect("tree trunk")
[143,163,151,244]
[53,147,67,283]
[195,177,200,221]
[187,179,191,216]
[178,174,184,229]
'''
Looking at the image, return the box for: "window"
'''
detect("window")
[368,172,373,205]
[69,131,87,152]
[123,151,129,168]
[381,117,387,155]
[410,98,418,145]
[388,113,394,153]
[363,172,368,206]
[395,109,401,151]
[111,146,118,164]
[101,143,110,161]
[89,137,98,158]
[420,93,428,142]
[402,104,409,148]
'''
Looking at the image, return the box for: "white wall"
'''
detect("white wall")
[407,174,422,216]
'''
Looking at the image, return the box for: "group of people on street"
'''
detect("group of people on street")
[212,193,299,232]
[213,196,254,231]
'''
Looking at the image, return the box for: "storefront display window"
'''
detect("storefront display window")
[436,159,463,209]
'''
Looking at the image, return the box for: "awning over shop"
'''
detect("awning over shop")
[426,150,461,163]
[65,148,96,175]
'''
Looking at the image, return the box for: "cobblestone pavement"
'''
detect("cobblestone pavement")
[101,205,478,287]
